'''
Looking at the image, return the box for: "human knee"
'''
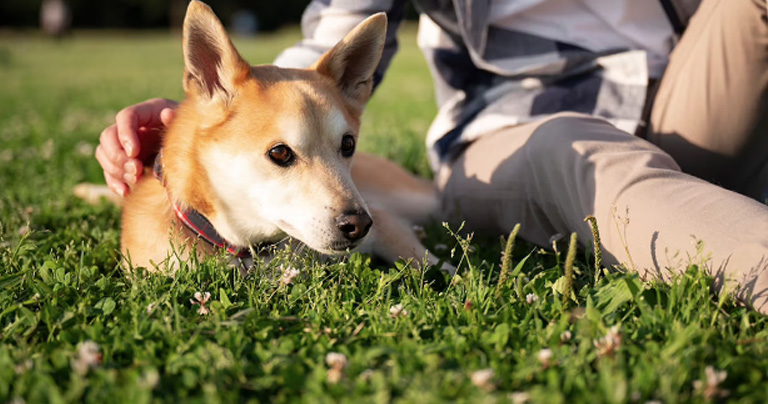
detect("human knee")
[524,113,609,168]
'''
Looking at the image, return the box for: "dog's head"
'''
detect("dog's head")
[161,1,386,254]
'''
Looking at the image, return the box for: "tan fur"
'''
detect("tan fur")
[83,1,453,274]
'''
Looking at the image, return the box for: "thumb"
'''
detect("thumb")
[160,108,175,127]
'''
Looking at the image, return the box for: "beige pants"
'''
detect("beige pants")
[438,0,768,313]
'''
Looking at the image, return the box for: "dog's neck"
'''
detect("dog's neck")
[153,151,250,255]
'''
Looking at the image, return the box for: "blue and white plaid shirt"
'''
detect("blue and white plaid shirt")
[274,0,701,171]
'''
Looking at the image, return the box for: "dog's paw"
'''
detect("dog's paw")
[73,183,122,206]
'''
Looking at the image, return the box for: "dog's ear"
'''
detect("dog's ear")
[182,0,250,106]
[312,13,387,111]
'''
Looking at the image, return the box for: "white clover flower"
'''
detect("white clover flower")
[594,325,622,358]
[693,366,729,400]
[509,392,531,404]
[325,352,348,369]
[526,293,539,304]
[146,302,156,315]
[389,303,408,318]
[138,368,160,389]
[560,330,572,342]
[280,266,300,285]
[537,348,553,368]
[18,225,30,236]
[470,368,495,391]
[190,291,211,315]
[71,340,102,375]
[325,352,348,384]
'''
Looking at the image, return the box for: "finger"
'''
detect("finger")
[104,171,128,197]
[115,98,177,159]
[99,125,129,168]
[95,145,125,179]
[124,158,143,183]
[160,107,175,127]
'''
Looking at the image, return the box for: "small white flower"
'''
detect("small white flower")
[693,366,729,400]
[526,293,539,304]
[537,348,553,368]
[71,340,102,375]
[325,352,348,384]
[146,302,156,315]
[509,392,531,404]
[190,291,211,315]
[389,303,408,318]
[560,330,572,342]
[18,225,30,236]
[280,266,300,285]
[138,368,160,389]
[325,352,348,369]
[594,325,622,358]
[471,368,496,391]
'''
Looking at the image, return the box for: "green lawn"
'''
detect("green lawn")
[1,27,767,403]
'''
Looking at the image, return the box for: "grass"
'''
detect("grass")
[1,26,768,403]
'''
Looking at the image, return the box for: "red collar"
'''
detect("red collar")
[154,152,250,259]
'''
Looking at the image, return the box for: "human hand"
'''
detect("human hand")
[96,98,178,196]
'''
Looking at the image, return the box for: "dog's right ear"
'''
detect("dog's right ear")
[182,1,250,107]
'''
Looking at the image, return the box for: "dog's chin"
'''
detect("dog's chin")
[302,239,363,255]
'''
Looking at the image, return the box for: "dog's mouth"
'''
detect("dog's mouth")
[327,239,361,253]
[276,220,363,254]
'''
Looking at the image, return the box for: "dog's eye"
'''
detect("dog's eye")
[340,134,355,158]
[268,145,295,167]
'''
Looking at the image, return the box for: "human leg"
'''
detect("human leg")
[648,0,768,200]
[439,113,768,313]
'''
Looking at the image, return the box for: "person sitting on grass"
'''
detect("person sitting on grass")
[95,0,768,314]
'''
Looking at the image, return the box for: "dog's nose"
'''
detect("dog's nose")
[335,211,373,241]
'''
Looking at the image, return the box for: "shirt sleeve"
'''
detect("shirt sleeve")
[272,0,408,89]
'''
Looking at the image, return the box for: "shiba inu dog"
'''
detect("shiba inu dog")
[88,1,452,274]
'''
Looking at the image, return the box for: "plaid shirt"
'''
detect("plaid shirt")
[273,0,701,171]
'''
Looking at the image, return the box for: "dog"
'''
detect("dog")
[77,1,453,275]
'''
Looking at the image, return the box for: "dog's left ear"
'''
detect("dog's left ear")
[182,1,250,107]
[312,13,387,111]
